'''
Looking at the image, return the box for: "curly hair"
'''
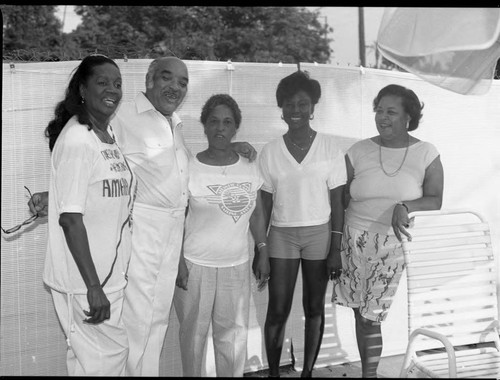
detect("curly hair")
[200,94,242,129]
[44,55,119,151]
[276,70,321,108]
[372,84,424,131]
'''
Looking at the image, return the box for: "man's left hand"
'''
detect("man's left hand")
[231,141,257,162]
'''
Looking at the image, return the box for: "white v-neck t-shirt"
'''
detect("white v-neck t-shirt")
[259,132,346,227]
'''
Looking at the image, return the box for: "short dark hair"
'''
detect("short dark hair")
[200,94,242,129]
[276,70,321,108]
[372,84,424,131]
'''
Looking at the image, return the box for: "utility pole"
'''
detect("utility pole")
[358,7,366,67]
[320,14,330,64]
[60,6,67,58]
[62,5,67,30]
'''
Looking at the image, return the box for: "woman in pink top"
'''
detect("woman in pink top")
[332,84,444,377]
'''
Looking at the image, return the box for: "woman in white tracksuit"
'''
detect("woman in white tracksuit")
[43,55,136,376]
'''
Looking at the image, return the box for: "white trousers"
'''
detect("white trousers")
[173,260,250,377]
[51,289,128,376]
[122,203,185,377]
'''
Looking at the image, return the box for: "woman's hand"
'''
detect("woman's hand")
[392,203,412,242]
[59,212,109,324]
[392,156,444,241]
[328,185,344,280]
[231,141,257,162]
[326,248,342,281]
[28,191,49,217]
[84,284,111,324]
[175,255,189,290]
[253,246,270,291]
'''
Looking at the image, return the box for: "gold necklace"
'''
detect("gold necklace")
[93,126,115,144]
[88,112,114,144]
[205,150,236,176]
[379,138,409,177]
[286,131,314,151]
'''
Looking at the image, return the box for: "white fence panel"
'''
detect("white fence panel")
[2,59,499,376]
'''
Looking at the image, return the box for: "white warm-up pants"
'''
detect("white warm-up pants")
[122,203,185,376]
[51,289,128,376]
[173,260,251,377]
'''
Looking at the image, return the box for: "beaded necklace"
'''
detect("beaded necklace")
[286,131,314,151]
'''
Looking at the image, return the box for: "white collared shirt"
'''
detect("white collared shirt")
[112,92,190,209]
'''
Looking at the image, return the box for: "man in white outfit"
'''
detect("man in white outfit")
[112,57,190,376]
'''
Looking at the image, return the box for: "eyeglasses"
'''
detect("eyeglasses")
[1,186,39,234]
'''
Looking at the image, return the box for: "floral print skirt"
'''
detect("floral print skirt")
[331,224,405,322]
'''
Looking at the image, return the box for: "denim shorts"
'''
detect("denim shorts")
[268,222,330,260]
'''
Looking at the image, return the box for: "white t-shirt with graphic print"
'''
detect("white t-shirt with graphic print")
[259,132,347,227]
[44,116,137,294]
[182,156,263,268]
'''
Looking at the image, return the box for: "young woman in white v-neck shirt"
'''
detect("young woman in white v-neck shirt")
[258,71,346,378]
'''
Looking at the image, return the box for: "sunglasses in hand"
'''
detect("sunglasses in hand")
[1,186,40,234]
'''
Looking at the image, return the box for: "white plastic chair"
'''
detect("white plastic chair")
[400,209,500,378]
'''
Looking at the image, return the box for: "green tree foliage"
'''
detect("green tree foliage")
[68,6,332,63]
[2,5,64,61]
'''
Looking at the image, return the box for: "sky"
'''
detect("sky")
[54,6,386,67]
[312,7,386,67]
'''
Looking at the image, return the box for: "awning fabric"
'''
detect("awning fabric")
[377,7,500,95]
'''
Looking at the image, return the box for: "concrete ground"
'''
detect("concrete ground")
[244,354,406,378]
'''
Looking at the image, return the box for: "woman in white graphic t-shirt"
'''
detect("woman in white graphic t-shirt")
[43,55,136,376]
[173,94,270,377]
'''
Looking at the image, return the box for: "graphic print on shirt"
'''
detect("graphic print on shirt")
[205,182,256,222]
[100,148,130,198]
[99,145,136,288]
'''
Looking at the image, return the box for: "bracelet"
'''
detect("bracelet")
[397,202,409,213]
[257,242,267,250]
[331,231,343,235]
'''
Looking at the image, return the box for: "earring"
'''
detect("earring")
[81,97,85,104]
[309,114,314,120]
